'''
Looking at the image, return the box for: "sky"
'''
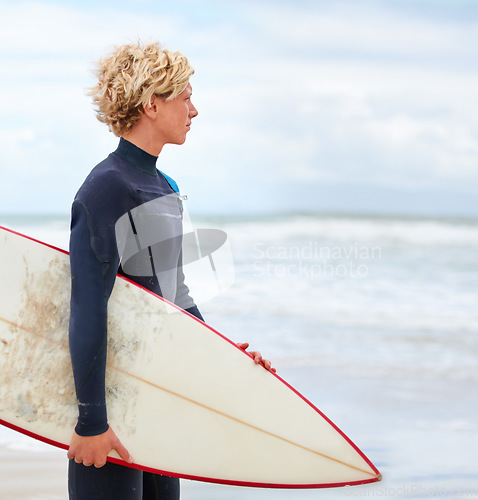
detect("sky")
[0,0,477,217]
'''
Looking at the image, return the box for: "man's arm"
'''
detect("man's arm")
[68,199,131,466]
[69,200,110,436]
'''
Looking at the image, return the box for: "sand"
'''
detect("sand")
[0,441,68,500]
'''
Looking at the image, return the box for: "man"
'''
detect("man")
[67,41,273,500]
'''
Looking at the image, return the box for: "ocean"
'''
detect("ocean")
[0,212,477,499]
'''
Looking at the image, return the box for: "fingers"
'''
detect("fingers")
[93,458,107,469]
[250,350,262,364]
[67,427,133,469]
[114,440,134,464]
[238,342,276,372]
[71,453,102,468]
[254,354,276,373]
[262,358,277,373]
[108,427,133,464]
[70,450,105,468]
[248,349,277,373]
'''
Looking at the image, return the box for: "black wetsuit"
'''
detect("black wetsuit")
[68,138,202,500]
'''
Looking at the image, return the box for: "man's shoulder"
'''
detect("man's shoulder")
[75,154,131,202]
[158,170,179,193]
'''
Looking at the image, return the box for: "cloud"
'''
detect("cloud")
[0,2,180,56]
[251,2,478,60]
[0,0,477,215]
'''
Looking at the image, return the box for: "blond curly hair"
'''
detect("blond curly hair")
[89,42,194,136]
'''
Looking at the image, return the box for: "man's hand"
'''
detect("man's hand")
[237,342,276,373]
[67,426,133,468]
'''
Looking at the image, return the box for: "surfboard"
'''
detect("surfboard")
[0,225,381,489]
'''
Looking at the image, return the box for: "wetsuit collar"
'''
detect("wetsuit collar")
[114,137,158,176]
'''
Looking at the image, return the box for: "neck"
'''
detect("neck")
[122,122,164,157]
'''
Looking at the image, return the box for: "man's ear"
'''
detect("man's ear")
[143,95,158,118]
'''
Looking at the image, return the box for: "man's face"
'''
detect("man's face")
[154,83,198,146]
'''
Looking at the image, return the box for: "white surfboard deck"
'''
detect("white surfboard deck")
[0,225,380,489]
